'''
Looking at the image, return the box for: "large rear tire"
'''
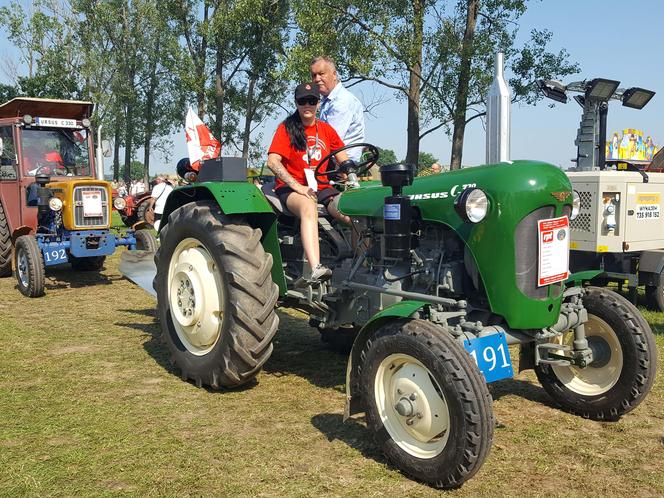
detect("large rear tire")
[134,229,158,252]
[15,235,45,297]
[120,213,138,227]
[154,201,279,389]
[137,200,154,228]
[645,283,664,312]
[535,286,657,421]
[359,319,493,489]
[0,200,11,277]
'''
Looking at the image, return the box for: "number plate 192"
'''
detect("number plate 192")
[43,247,68,266]
[463,332,513,383]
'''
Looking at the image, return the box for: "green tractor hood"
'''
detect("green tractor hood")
[339,160,574,329]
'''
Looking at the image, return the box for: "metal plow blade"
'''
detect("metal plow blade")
[119,250,157,299]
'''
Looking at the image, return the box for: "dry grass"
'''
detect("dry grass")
[0,245,662,497]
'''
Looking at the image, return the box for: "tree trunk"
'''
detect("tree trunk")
[214,47,225,141]
[242,75,256,159]
[450,0,480,170]
[196,3,210,118]
[405,0,424,167]
[143,35,161,186]
[123,103,133,183]
[113,122,121,180]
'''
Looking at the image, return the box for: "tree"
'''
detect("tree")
[376,147,398,165]
[121,160,146,181]
[417,151,438,172]
[437,1,580,169]
[292,0,578,171]
[0,83,19,102]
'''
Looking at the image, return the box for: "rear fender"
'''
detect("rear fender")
[345,300,428,419]
[11,225,33,243]
[161,182,287,295]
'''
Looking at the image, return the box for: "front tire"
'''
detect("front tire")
[154,201,279,389]
[0,200,11,277]
[15,235,45,297]
[535,286,657,420]
[359,319,493,489]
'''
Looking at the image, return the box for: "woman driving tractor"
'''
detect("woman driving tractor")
[266,82,356,282]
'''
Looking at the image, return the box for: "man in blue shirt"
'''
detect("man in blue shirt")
[310,56,365,162]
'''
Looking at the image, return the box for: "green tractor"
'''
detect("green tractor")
[150,145,657,488]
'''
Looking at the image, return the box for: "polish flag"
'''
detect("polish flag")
[185,108,221,171]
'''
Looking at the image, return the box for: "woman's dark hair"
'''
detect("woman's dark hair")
[283,111,307,151]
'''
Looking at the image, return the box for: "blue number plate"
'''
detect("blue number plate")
[42,245,68,266]
[463,332,513,383]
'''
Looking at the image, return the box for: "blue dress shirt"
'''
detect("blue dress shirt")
[319,83,365,161]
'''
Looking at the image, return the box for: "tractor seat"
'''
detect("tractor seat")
[260,181,328,217]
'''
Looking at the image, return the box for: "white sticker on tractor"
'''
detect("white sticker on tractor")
[635,193,660,220]
[82,191,103,217]
[537,216,569,287]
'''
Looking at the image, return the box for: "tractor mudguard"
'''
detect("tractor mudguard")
[344,300,428,419]
[161,182,287,295]
[565,269,603,286]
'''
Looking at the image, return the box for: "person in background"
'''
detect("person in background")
[431,162,442,174]
[310,56,365,162]
[117,180,128,197]
[267,82,355,282]
[150,176,173,231]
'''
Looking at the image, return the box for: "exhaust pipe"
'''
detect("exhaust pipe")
[486,52,511,164]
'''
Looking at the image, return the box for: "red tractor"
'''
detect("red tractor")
[113,190,154,227]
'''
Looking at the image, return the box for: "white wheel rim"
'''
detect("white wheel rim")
[167,238,224,355]
[551,314,623,395]
[17,249,29,287]
[375,353,450,459]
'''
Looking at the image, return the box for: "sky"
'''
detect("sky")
[1,0,663,175]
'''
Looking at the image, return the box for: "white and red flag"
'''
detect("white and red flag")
[185,108,221,171]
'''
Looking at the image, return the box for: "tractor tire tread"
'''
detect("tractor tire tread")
[0,201,12,277]
[358,319,493,489]
[155,201,279,389]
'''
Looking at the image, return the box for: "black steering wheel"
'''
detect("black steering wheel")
[314,143,380,179]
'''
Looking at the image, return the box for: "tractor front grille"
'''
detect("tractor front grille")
[73,186,108,227]
[514,205,555,300]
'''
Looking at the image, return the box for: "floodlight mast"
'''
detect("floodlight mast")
[537,78,655,171]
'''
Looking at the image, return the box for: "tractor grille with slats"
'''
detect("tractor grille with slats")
[514,205,556,300]
[73,186,108,227]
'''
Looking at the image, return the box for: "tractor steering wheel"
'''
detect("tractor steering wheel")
[314,143,380,179]
[35,163,69,176]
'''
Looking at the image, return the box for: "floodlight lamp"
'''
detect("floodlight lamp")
[573,95,585,108]
[537,79,567,103]
[586,78,620,101]
[622,87,656,109]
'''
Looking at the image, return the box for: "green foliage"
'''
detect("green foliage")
[0,83,18,102]
[375,147,398,165]
[121,160,146,181]
[417,151,438,171]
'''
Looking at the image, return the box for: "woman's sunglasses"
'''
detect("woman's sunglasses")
[296,97,319,106]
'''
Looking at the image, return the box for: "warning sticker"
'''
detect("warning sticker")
[537,216,569,287]
[635,193,660,220]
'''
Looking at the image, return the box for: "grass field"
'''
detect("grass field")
[0,243,662,496]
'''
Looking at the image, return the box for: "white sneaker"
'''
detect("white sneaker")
[311,263,332,281]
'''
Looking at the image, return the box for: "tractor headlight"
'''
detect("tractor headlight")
[455,188,489,223]
[113,197,127,210]
[49,197,63,211]
[571,190,580,220]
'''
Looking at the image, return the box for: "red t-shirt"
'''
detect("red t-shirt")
[268,119,344,190]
